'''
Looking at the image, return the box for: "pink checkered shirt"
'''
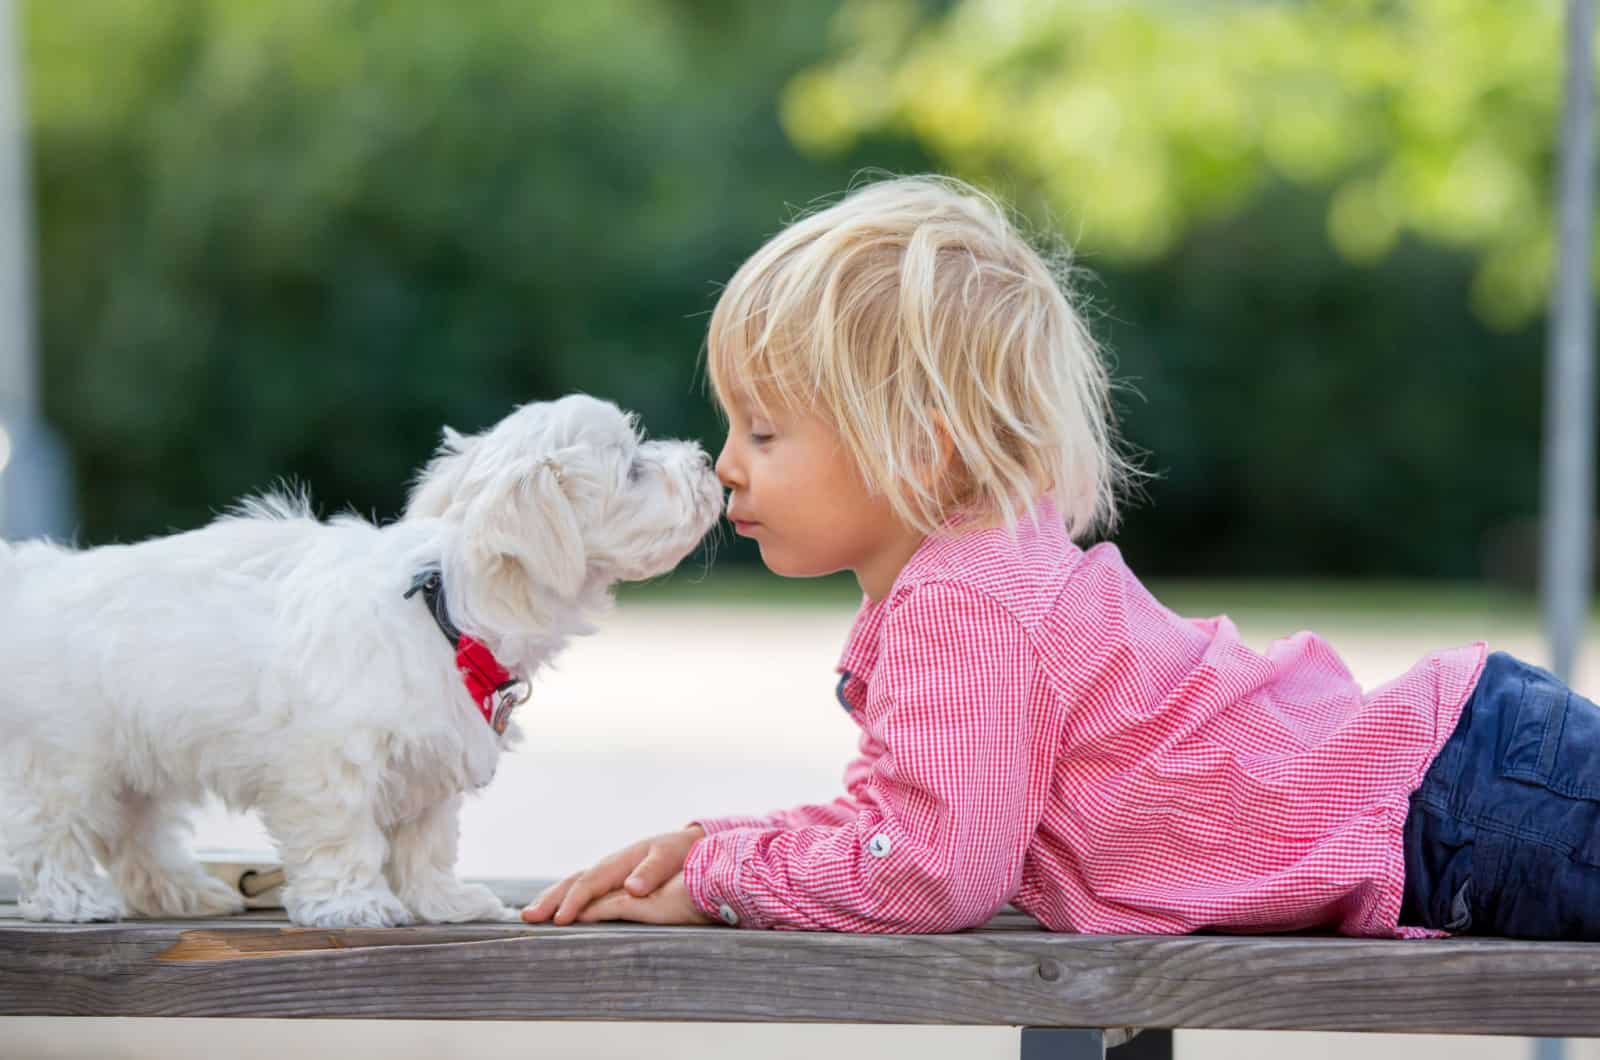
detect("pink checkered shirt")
[682,497,1488,937]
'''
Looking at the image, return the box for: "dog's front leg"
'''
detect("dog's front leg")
[259,780,413,929]
[386,794,516,923]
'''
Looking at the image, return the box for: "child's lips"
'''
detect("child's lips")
[730,516,762,535]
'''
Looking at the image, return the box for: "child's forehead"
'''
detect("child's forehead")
[718,381,790,421]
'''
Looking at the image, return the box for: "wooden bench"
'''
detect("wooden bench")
[4,874,1599,1058]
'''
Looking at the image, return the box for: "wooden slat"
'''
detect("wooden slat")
[1,905,1599,1034]
[4,874,1599,1036]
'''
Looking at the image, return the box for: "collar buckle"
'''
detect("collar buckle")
[491,679,531,734]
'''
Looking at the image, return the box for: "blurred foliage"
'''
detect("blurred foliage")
[1095,183,1542,580]
[21,0,1561,579]
[787,0,1568,328]
[26,0,922,540]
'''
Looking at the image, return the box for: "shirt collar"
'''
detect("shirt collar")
[835,591,890,681]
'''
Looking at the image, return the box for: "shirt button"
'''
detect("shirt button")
[717,903,739,926]
[867,833,893,858]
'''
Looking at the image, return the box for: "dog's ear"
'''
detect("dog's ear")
[406,427,475,520]
[458,459,587,627]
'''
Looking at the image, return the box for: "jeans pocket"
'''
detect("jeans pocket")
[1499,669,1600,865]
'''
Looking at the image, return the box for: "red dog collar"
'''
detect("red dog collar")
[406,569,529,734]
[455,634,530,734]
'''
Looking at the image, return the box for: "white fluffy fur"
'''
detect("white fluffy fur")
[0,395,721,927]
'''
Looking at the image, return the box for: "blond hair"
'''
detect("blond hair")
[706,174,1140,540]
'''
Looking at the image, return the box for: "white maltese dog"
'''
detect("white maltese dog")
[0,394,722,927]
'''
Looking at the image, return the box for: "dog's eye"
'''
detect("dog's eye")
[628,458,645,483]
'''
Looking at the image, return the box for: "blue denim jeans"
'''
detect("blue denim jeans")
[1400,651,1600,939]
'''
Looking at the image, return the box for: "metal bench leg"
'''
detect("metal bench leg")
[1020,1028,1173,1060]
[1021,1028,1107,1060]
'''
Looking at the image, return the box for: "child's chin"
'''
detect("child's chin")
[753,541,795,573]
[755,543,795,576]
[758,545,837,581]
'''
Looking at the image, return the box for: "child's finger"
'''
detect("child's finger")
[624,848,675,896]
[575,890,628,923]
[578,888,672,924]
[521,891,559,922]
[523,882,564,919]
[553,865,629,925]
[522,874,578,922]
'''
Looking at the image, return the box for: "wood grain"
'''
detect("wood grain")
[3,875,1599,1035]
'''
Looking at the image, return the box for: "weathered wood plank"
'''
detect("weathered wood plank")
[1,908,1599,1035]
[3,873,1598,1036]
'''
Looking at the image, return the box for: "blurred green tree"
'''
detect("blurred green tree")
[786,0,1566,329]
[19,0,1557,581]
[26,0,921,541]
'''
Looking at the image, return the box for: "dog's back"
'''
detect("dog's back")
[0,535,64,575]
[0,499,334,773]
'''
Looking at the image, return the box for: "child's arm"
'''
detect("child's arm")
[680,582,1046,933]
[525,732,885,926]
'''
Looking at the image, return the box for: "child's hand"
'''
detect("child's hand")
[521,825,706,925]
[573,872,714,926]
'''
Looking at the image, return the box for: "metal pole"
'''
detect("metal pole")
[1536,5,1593,1060]
[0,0,69,542]
[1541,0,1595,688]
[0,0,35,415]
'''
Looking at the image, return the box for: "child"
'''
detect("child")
[521,175,1600,939]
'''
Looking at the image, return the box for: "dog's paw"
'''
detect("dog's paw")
[121,870,247,919]
[19,876,124,923]
[402,880,516,924]
[287,887,415,928]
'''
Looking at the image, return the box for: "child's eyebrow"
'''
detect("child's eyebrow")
[723,387,779,423]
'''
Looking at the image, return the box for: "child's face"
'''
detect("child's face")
[715,393,924,600]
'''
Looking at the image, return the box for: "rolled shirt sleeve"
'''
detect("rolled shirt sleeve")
[682,582,1045,932]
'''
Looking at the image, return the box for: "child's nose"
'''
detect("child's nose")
[715,444,744,489]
